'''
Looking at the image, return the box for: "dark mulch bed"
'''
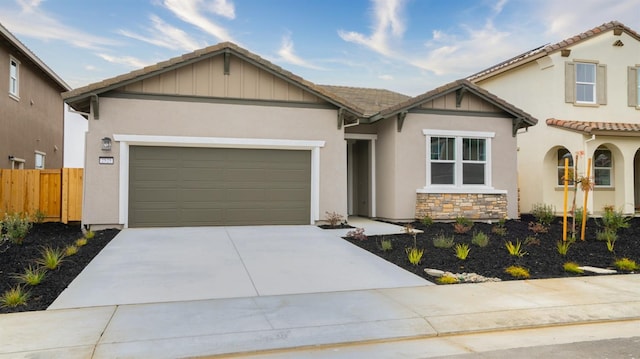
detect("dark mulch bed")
[345,214,640,283]
[0,223,119,314]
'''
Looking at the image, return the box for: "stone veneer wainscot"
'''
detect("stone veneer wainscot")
[416,193,507,220]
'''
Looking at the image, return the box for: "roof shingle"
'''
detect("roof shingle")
[546,118,640,135]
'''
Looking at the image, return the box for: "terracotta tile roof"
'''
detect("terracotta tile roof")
[547,118,640,135]
[468,21,639,82]
[318,85,410,116]
[0,22,70,91]
[376,79,538,128]
[63,42,365,115]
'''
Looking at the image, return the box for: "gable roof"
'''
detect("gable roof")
[64,42,365,116]
[468,21,639,82]
[547,118,640,136]
[318,85,410,117]
[0,22,70,91]
[374,79,537,129]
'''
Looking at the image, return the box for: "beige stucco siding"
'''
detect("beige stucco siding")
[478,31,640,214]
[83,97,346,227]
[375,112,518,220]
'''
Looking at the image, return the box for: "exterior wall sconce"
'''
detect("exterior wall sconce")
[101,137,112,151]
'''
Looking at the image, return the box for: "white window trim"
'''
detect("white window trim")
[35,151,46,169]
[421,129,505,194]
[113,134,325,228]
[593,148,613,188]
[10,157,25,169]
[575,62,596,104]
[9,56,19,100]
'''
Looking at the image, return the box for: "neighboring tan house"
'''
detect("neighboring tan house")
[0,22,70,169]
[469,21,640,216]
[63,42,536,229]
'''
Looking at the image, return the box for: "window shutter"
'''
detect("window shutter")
[596,64,607,105]
[564,62,575,103]
[629,66,638,107]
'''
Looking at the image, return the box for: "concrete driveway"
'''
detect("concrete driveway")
[49,223,429,309]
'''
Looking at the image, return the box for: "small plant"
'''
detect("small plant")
[65,245,79,256]
[346,228,367,241]
[505,265,530,279]
[453,243,470,260]
[437,275,459,284]
[600,205,630,233]
[324,211,344,228]
[13,265,46,286]
[563,262,584,274]
[573,207,585,227]
[505,240,527,257]
[556,241,571,256]
[433,233,455,248]
[471,231,489,247]
[596,229,617,242]
[528,221,548,234]
[523,236,540,246]
[37,247,65,270]
[531,203,555,226]
[379,237,393,251]
[0,286,30,308]
[613,258,638,271]
[606,237,616,253]
[405,247,424,265]
[453,217,473,234]
[84,230,95,239]
[421,215,433,226]
[2,212,33,244]
[491,225,507,236]
[75,238,88,247]
[32,209,46,224]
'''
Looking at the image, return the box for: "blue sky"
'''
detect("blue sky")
[2,0,639,96]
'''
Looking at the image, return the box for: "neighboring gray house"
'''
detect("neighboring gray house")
[1,22,70,169]
[63,42,536,229]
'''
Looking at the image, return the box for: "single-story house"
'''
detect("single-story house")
[63,42,537,229]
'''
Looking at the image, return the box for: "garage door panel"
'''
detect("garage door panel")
[129,146,311,227]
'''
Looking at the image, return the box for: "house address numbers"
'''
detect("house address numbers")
[99,156,114,165]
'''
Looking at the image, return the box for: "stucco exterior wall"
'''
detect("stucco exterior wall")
[374,112,518,221]
[83,96,346,228]
[477,30,640,214]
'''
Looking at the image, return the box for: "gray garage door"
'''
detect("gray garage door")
[128,146,311,227]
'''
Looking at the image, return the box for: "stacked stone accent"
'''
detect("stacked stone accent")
[415,193,507,220]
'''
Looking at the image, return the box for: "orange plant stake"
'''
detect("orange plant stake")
[581,158,592,241]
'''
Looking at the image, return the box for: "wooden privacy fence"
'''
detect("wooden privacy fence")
[0,168,83,223]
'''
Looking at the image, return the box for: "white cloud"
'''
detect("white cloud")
[276,33,324,70]
[0,0,118,50]
[118,15,205,52]
[378,74,393,80]
[97,53,150,69]
[208,0,235,19]
[338,0,407,56]
[163,0,235,42]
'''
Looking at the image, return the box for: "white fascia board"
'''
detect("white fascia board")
[113,134,325,149]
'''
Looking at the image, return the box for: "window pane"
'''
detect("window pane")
[594,169,610,186]
[463,138,485,161]
[576,83,594,102]
[594,149,611,167]
[431,137,455,160]
[431,163,454,184]
[463,163,485,184]
[576,63,595,82]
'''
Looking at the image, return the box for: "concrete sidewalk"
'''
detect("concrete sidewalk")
[2,274,640,358]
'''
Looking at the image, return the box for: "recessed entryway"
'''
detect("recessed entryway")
[346,134,377,217]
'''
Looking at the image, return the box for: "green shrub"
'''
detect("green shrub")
[433,234,455,248]
[600,206,630,233]
[379,237,393,251]
[505,240,527,257]
[437,275,459,284]
[37,247,65,270]
[453,217,473,234]
[556,241,571,256]
[563,262,584,274]
[421,215,433,226]
[0,286,30,308]
[505,265,530,279]
[2,212,33,244]
[32,209,46,224]
[614,258,638,271]
[13,265,46,286]
[531,203,555,226]
[471,231,489,247]
[65,245,79,256]
[454,243,470,260]
[596,229,617,242]
[573,207,585,226]
[75,238,88,247]
[405,247,424,265]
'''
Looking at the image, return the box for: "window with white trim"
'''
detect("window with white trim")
[9,56,19,98]
[557,148,572,186]
[35,152,45,169]
[424,130,493,188]
[593,146,612,186]
[575,62,596,104]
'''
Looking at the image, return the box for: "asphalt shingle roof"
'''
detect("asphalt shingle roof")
[318,85,410,117]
